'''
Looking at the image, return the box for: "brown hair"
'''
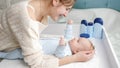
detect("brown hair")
[60,0,76,7]
[88,40,95,50]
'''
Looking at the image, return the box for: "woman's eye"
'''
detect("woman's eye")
[66,8,69,11]
[66,8,71,11]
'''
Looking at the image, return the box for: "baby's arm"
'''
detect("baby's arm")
[54,36,73,58]
[54,36,67,58]
[59,36,66,46]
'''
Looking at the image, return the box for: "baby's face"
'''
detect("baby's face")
[69,37,93,54]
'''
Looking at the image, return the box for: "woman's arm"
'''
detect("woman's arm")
[59,50,95,66]
[59,55,76,66]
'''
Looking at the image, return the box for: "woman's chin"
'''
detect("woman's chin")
[53,17,59,21]
[50,16,60,22]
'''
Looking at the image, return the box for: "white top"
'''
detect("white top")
[0,1,58,68]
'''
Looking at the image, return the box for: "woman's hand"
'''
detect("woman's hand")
[59,50,95,66]
[73,50,95,62]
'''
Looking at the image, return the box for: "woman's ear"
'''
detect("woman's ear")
[52,0,60,7]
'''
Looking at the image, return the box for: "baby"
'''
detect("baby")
[54,36,94,58]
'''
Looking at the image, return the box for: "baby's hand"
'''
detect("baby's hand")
[67,20,73,24]
[59,36,66,46]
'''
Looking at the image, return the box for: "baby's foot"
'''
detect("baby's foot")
[66,20,73,30]
[93,18,103,39]
[80,20,88,34]
[67,20,73,24]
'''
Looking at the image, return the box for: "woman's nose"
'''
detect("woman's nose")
[73,51,77,54]
[63,11,68,17]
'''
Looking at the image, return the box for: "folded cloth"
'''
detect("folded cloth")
[0,49,23,60]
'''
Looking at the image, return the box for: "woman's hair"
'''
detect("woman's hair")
[60,0,76,7]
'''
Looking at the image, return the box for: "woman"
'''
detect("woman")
[0,0,94,68]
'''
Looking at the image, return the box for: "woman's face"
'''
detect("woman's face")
[49,2,72,21]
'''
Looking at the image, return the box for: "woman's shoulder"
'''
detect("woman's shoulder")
[5,1,29,18]
[13,1,28,6]
[4,1,31,26]
[6,1,28,12]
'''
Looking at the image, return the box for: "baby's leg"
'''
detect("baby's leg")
[64,20,73,40]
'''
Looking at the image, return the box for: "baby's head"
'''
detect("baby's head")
[69,37,94,54]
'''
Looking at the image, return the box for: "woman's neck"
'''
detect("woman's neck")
[28,0,49,22]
